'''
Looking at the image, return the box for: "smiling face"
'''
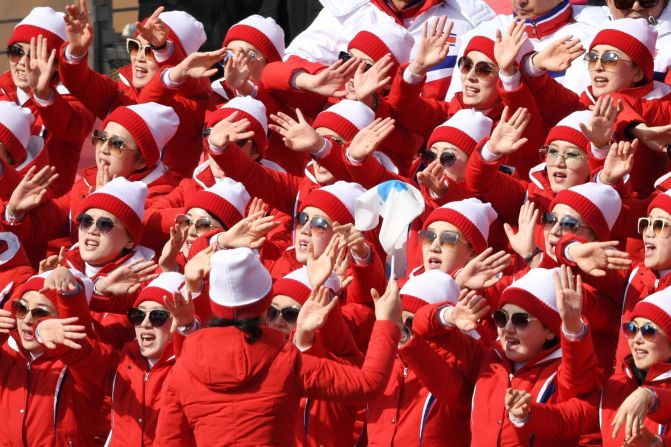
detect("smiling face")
[628,317,671,371]
[130,36,160,90]
[542,203,596,260]
[544,141,591,193]
[460,51,500,110]
[96,122,146,178]
[312,127,343,185]
[428,142,469,182]
[135,300,173,362]
[225,39,267,82]
[421,221,474,274]
[181,207,223,256]
[589,44,643,97]
[8,42,31,90]
[78,207,135,266]
[294,206,335,264]
[497,303,556,362]
[16,291,57,354]
[642,208,671,270]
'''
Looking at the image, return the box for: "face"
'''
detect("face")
[312,127,343,185]
[95,122,146,178]
[642,208,671,270]
[134,301,173,362]
[543,204,596,260]
[294,206,335,264]
[15,291,57,354]
[588,44,643,97]
[8,42,31,90]
[627,317,671,371]
[225,40,267,82]
[421,221,474,274]
[266,295,302,338]
[130,36,160,90]
[460,51,500,110]
[544,141,590,193]
[497,304,556,362]
[513,0,563,18]
[606,0,666,19]
[78,207,135,266]
[426,142,469,182]
[180,207,224,256]
[348,48,376,66]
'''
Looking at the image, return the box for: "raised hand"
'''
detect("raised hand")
[95,259,158,296]
[39,246,66,274]
[215,210,279,250]
[306,234,344,289]
[8,165,59,214]
[208,111,255,148]
[579,95,620,149]
[164,289,196,328]
[42,266,79,295]
[25,36,57,100]
[495,19,529,76]
[159,224,188,272]
[408,16,454,77]
[297,286,338,334]
[294,57,360,97]
[37,317,87,350]
[349,53,394,102]
[348,117,395,162]
[184,246,214,292]
[0,309,15,334]
[134,6,167,48]
[553,265,583,334]
[371,278,402,322]
[417,159,449,197]
[505,388,532,420]
[600,139,638,185]
[623,426,664,447]
[64,0,94,58]
[487,106,530,156]
[269,109,323,153]
[450,289,490,331]
[531,36,585,72]
[224,50,252,91]
[631,123,671,153]
[503,200,539,260]
[333,222,369,259]
[455,247,511,289]
[169,49,227,84]
[611,387,656,443]
[566,240,632,277]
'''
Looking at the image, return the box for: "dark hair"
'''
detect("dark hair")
[542,335,560,350]
[208,316,263,343]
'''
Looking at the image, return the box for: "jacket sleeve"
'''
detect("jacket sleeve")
[647,386,671,424]
[298,320,399,402]
[299,304,364,367]
[344,151,405,189]
[312,139,353,182]
[56,277,95,338]
[154,370,198,447]
[284,9,343,65]
[39,90,94,144]
[520,70,584,126]
[556,324,600,400]
[515,394,600,439]
[0,194,71,245]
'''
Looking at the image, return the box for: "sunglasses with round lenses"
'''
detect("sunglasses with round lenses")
[492,310,538,330]
[92,130,136,159]
[584,50,633,72]
[126,38,154,60]
[457,56,496,79]
[541,212,589,232]
[12,300,51,319]
[420,148,457,168]
[539,146,589,167]
[338,51,372,71]
[295,212,331,232]
[614,0,658,9]
[622,321,658,341]
[638,217,671,237]
[175,214,222,235]
[76,213,116,234]
[418,229,465,247]
[5,44,29,62]
[127,307,171,328]
[266,305,300,325]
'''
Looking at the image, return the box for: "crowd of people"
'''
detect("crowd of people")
[0,0,671,445]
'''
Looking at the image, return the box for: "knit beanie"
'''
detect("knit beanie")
[301,181,366,225]
[427,109,493,155]
[157,10,206,55]
[648,190,671,215]
[499,267,561,334]
[589,18,657,82]
[209,248,273,319]
[80,177,148,244]
[223,15,285,63]
[312,100,375,142]
[462,29,533,64]
[347,25,414,67]
[271,267,341,306]
[133,271,185,307]
[103,102,179,169]
[207,96,268,154]
[0,101,35,166]
[400,270,461,313]
[550,182,622,241]
[185,178,250,229]
[545,110,593,152]
[8,7,66,53]
[633,288,671,337]
[12,270,93,306]
[422,198,498,254]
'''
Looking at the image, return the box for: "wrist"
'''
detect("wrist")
[294,72,311,91]
[150,41,167,51]
[168,67,187,85]
[308,137,327,154]
[408,61,427,77]
[185,278,203,293]
[522,247,542,264]
[500,66,516,77]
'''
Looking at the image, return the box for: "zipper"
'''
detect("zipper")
[531,22,539,39]
[403,367,409,378]
[144,372,150,382]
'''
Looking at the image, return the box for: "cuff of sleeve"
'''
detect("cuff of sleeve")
[161,68,184,89]
[403,67,426,85]
[563,242,579,262]
[64,45,87,64]
[310,138,331,160]
[509,412,530,427]
[480,143,503,162]
[644,387,659,414]
[499,70,521,91]
[591,143,610,160]
[562,320,587,341]
[177,319,201,336]
[345,148,365,165]
[208,137,226,154]
[351,244,372,266]
[33,90,55,107]
[4,207,25,224]
[523,53,545,77]
[438,305,455,327]
[153,41,174,63]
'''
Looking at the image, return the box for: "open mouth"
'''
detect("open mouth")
[297,239,310,252]
[504,337,521,350]
[633,348,648,360]
[134,65,149,78]
[463,86,480,97]
[593,76,608,89]
[22,328,34,341]
[139,332,156,348]
[83,239,99,250]
[644,240,656,257]
[427,256,442,268]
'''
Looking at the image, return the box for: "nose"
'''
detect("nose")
[631,0,644,9]
[140,314,152,328]
[429,237,442,252]
[466,66,478,82]
[299,220,311,236]
[550,220,562,237]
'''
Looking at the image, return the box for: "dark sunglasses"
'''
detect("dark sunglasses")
[638,217,671,237]
[295,212,331,232]
[338,51,372,71]
[418,229,466,247]
[541,212,589,232]
[12,300,51,319]
[266,305,300,325]
[5,44,29,62]
[127,307,171,328]
[584,50,633,72]
[76,213,116,234]
[175,214,223,234]
[404,315,414,330]
[614,0,658,8]
[126,38,154,60]
[492,309,538,330]
[457,56,496,79]
[420,148,457,168]
[622,321,658,341]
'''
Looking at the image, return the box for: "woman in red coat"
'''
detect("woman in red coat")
[154,247,401,446]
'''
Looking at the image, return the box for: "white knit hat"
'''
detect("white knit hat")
[80,177,149,244]
[158,10,206,55]
[312,100,375,141]
[209,96,268,153]
[134,271,185,307]
[103,102,179,168]
[13,269,93,305]
[0,101,34,165]
[633,288,671,336]
[271,267,341,305]
[499,267,561,334]
[423,198,498,253]
[209,248,273,319]
[8,7,66,53]
[545,110,593,152]
[348,24,414,66]
[185,177,250,229]
[223,15,285,63]
[551,182,622,241]
[427,109,493,155]
[400,270,461,313]
[302,181,367,225]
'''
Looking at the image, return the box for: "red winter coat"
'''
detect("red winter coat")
[154,321,399,446]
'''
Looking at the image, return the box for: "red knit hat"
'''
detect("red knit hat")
[12,270,93,305]
[103,102,179,169]
[312,100,374,141]
[544,110,593,152]
[271,267,341,306]
[427,109,493,155]
[648,190,671,215]
[79,177,148,244]
[463,35,496,62]
[301,181,366,225]
[422,198,498,254]
[347,26,413,67]
[133,272,185,307]
[550,182,622,242]
[207,96,268,155]
[223,15,285,63]
[499,268,561,334]
[0,101,34,166]
[400,270,461,314]
[590,18,657,82]
[185,178,250,229]
[209,248,273,319]
[8,7,66,54]
[633,288,671,336]
[154,10,205,55]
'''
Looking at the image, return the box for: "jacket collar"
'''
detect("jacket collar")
[126,340,176,371]
[518,0,574,40]
[192,161,216,189]
[527,162,552,190]
[623,357,671,383]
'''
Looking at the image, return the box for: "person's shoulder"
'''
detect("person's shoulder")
[571,5,610,30]
[318,0,370,18]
